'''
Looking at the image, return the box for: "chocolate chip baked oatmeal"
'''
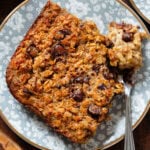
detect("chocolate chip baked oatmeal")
[107,22,147,70]
[6,1,124,143]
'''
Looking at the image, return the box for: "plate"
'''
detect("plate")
[0,0,150,150]
[130,0,150,24]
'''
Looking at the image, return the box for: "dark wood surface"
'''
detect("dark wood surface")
[0,0,149,150]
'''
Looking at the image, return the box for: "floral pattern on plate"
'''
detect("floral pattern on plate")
[131,0,150,22]
[0,0,150,150]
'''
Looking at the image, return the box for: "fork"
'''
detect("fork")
[119,76,135,150]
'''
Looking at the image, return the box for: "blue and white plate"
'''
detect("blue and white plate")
[130,0,150,24]
[0,0,150,150]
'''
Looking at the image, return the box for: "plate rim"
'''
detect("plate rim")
[129,0,150,24]
[0,0,150,150]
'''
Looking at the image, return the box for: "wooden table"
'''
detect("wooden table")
[0,0,150,150]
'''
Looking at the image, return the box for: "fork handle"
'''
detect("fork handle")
[124,95,135,150]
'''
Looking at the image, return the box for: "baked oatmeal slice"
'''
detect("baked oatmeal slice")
[6,1,124,143]
[107,22,147,70]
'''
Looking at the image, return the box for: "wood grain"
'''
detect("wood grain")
[0,130,22,150]
[0,0,149,150]
[0,117,36,150]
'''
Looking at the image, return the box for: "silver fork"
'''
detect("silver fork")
[119,76,135,150]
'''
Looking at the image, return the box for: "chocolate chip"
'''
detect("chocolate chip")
[105,38,114,48]
[83,76,90,83]
[27,44,38,57]
[54,44,65,52]
[103,72,114,80]
[56,85,61,89]
[137,26,140,29]
[73,76,90,84]
[122,32,133,42]
[92,64,100,74]
[60,29,71,36]
[52,66,59,73]
[94,65,114,80]
[97,84,106,90]
[74,76,84,83]
[75,42,79,48]
[71,89,85,101]
[23,88,33,96]
[88,104,101,116]
[51,44,67,59]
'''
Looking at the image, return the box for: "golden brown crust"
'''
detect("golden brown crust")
[6,1,124,143]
